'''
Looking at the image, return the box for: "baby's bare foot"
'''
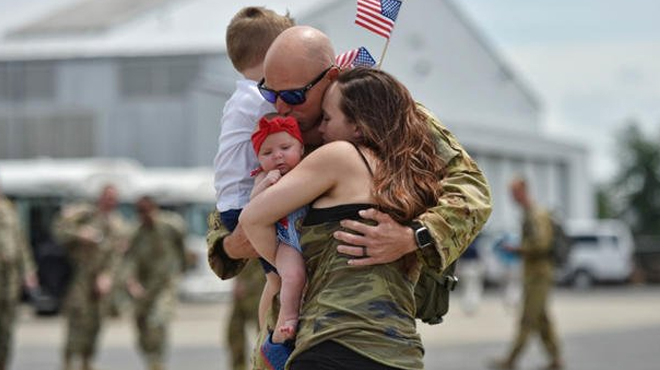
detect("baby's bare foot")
[275,319,298,342]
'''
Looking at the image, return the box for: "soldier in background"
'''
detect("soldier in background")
[489,177,564,370]
[0,183,39,370]
[52,184,130,370]
[226,259,265,370]
[124,196,187,370]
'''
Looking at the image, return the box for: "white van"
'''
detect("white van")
[558,219,635,289]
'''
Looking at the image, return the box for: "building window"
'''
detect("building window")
[119,56,200,97]
[0,61,55,101]
[0,111,95,159]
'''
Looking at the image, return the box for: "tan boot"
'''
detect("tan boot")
[488,358,516,370]
[542,359,564,370]
[61,353,74,370]
[148,361,164,370]
[81,356,96,370]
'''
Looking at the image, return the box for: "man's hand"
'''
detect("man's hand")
[335,208,417,266]
[224,224,260,260]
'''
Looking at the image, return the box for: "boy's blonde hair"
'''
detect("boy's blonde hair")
[226,7,294,72]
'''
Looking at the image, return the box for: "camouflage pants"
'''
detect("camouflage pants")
[0,264,21,368]
[134,290,175,365]
[507,275,561,363]
[64,297,104,358]
[226,293,260,370]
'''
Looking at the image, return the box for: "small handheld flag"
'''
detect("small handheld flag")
[335,46,377,69]
[355,0,402,39]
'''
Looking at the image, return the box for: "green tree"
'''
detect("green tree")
[611,121,660,235]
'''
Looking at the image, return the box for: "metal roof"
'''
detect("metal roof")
[8,0,174,37]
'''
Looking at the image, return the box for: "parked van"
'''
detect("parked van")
[558,219,635,289]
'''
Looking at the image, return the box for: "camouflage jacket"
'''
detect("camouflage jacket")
[519,204,554,279]
[207,107,492,279]
[51,203,129,306]
[0,197,36,277]
[125,211,187,305]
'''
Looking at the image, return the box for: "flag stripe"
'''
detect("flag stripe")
[359,7,395,27]
[335,47,376,69]
[355,18,390,38]
[355,0,401,39]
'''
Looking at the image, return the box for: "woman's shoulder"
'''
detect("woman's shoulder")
[306,140,358,160]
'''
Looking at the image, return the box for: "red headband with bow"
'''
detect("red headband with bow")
[251,115,303,154]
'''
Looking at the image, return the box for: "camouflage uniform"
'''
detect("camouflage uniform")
[207,112,492,369]
[226,259,265,370]
[125,210,187,370]
[52,203,129,369]
[503,205,562,366]
[0,197,36,370]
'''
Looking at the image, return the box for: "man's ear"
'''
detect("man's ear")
[326,66,340,81]
[353,125,363,141]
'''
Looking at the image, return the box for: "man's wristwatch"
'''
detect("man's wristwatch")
[411,220,434,250]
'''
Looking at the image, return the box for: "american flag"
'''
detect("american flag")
[355,0,402,39]
[335,46,377,69]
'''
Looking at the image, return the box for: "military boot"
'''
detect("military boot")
[148,360,165,370]
[488,358,516,370]
[81,356,97,370]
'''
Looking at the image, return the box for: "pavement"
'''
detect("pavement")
[11,284,660,370]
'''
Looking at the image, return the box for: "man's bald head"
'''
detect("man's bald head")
[265,26,335,77]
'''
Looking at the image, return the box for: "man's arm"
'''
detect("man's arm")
[336,110,492,272]
[206,210,259,280]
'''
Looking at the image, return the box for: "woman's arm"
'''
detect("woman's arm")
[239,142,349,264]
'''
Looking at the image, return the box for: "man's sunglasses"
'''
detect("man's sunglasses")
[258,66,333,105]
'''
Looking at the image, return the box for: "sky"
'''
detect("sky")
[452,0,660,183]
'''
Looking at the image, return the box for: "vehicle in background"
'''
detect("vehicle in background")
[557,219,635,289]
[0,158,231,314]
[0,158,143,314]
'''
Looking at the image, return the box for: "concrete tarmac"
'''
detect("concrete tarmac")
[11,285,660,370]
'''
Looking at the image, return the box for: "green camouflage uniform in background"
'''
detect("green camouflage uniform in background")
[504,205,562,365]
[0,197,36,370]
[125,210,187,370]
[52,203,129,369]
[207,111,492,370]
[226,259,265,370]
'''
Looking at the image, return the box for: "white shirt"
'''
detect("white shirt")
[214,79,275,212]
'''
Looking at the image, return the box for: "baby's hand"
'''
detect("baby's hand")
[264,170,282,187]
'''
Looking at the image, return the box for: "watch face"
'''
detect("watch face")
[415,226,433,249]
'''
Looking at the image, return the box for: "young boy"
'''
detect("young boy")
[214,8,294,370]
[249,114,307,342]
[214,7,294,230]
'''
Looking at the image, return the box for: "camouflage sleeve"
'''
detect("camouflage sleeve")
[51,204,94,247]
[162,211,189,272]
[417,106,492,272]
[206,210,247,280]
[18,224,37,276]
[520,208,553,258]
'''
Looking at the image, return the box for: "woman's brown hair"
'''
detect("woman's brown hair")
[335,67,444,223]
